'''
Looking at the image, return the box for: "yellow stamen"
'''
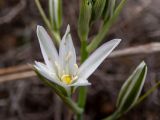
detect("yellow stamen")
[74,64,78,69]
[61,75,72,85]
[73,76,78,80]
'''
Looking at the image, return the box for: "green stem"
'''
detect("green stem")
[135,81,160,106]
[80,39,89,62]
[35,0,50,28]
[61,96,83,114]
[77,3,91,118]
[77,87,87,120]
[35,0,60,45]
[76,38,88,120]
[87,20,111,53]
[103,111,121,120]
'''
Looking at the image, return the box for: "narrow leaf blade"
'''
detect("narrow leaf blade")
[116,61,147,113]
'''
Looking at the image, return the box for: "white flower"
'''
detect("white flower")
[34,25,121,91]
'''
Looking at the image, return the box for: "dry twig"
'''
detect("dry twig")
[0,0,26,24]
[109,42,160,58]
[0,71,36,83]
[0,64,30,75]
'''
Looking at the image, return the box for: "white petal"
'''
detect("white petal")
[79,39,121,79]
[37,25,58,71]
[69,78,91,87]
[59,25,76,74]
[34,61,67,88]
[35,61,48,74]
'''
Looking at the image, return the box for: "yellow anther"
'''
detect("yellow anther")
[61,74,72,85]
[74,64,78,69]
[73,76,78,80]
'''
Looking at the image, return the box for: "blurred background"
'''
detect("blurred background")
[0,0,160,120]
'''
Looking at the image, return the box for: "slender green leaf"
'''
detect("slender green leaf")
[116,61,147,113]
[104,65,160,120]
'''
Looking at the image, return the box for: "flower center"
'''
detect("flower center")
[61,74,72,85]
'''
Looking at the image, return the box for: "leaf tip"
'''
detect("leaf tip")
[139,61,147,69]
